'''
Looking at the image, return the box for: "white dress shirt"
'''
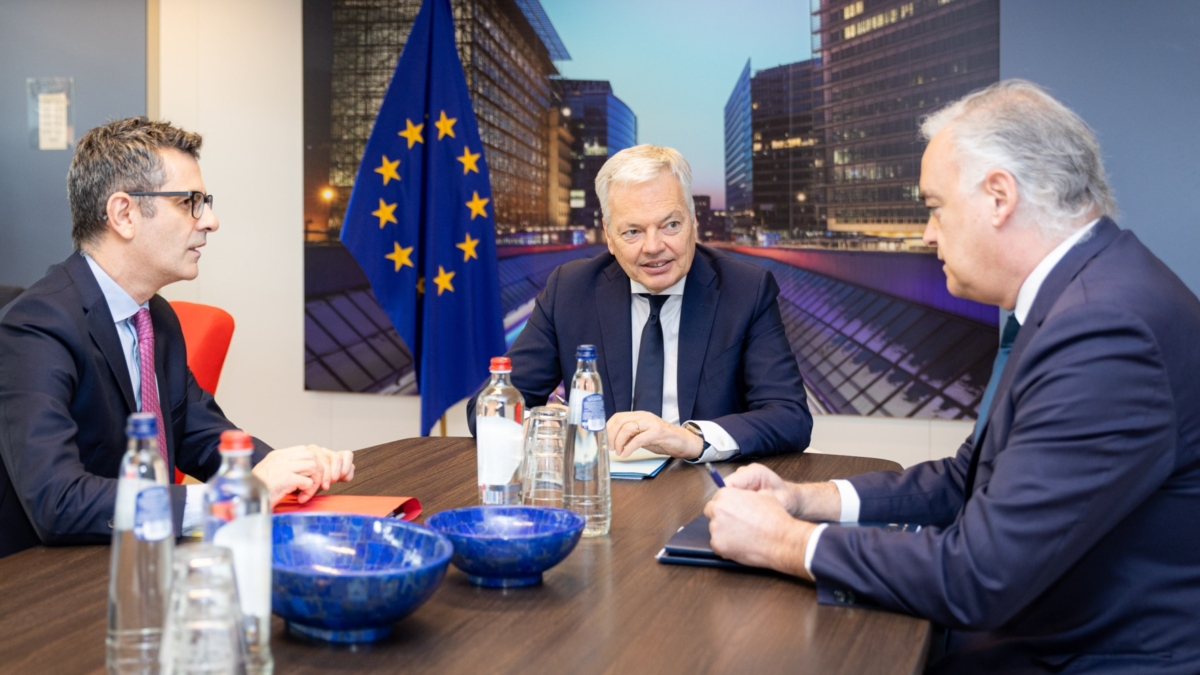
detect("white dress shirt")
[803,219,1100,578]
[84,254,205,532]
[629,277,740,461]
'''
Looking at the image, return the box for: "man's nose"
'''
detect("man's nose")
[643,227,664,253]
[199,208,219,233]
[922,218,937,246]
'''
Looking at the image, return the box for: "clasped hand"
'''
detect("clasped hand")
[605,411,705,459]
[703,464,840,581]
[251,444,356,507]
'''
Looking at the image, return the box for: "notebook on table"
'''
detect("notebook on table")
[656,514,921,569]
[272,494,422,521]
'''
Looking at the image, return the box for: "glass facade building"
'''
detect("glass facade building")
[723,60,753,235]
[810,0,999,236]
[554,79,637,231]
[303,0,567,240]
[751,59,822,235]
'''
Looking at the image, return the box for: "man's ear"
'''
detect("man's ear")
[982,168,1019,229]
[105,192,140,242]
[602,219,615,255]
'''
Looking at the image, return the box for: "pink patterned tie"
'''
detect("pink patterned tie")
[132,309,169,465]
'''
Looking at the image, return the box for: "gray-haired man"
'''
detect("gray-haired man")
[706,80,1200,673]
[469,144,812,463]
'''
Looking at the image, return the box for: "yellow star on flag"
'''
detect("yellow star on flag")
[417,277,425,294]
[372,199,398,228]
[465,191,490,220]
[432,266,455,296]
[434,110,457,140]
[384,242,414,271]
[374,155,401,185]
[457,146,481,175]
[398,119,425,148]
[456,232,480,261]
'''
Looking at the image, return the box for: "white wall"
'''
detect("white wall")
[153,0,969,467]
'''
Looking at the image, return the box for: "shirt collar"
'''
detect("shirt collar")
[82,252,147,323]
[630,275,687,297]
[1012,218,1099,325]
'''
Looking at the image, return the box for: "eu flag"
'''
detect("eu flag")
[341,0,505,436]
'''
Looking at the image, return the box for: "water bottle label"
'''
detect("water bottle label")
[133,485,172,541]
[581,394,606,432]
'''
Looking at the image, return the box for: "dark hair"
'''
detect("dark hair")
[67,117,203,249]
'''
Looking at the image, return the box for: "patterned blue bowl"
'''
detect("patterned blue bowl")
[271,513,453,643]
[424,506,586,588]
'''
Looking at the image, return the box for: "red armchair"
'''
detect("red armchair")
[169,301,236,483]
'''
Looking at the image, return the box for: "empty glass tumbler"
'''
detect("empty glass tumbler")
[159,543,245,675]
[522,406,568,508]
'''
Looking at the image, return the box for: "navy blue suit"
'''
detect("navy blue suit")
[468,245,812,458]
[813,219,1200,673]
[0,253,268,557]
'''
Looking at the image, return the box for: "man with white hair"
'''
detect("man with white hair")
[469,144,812,462]
[705,80,1200,672]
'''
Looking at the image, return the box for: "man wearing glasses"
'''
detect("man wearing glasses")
[0,117,354,557]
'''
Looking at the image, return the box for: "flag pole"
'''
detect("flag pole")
[439,413,447,437]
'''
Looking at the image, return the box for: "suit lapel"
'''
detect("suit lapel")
[974,218,1121,450]
[596,258,633,412]
[676,252,719,422]
[65,254,137,414]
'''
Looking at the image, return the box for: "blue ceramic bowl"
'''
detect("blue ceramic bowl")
[271,513,453,643]
[424,506,586,588]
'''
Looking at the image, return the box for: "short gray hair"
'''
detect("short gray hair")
[920,79,1115,239]
[67,117,203,250]
[595,144,695,226]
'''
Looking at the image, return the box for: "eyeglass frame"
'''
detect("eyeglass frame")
[125,190,214,219]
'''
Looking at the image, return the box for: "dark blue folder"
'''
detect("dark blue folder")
[656,514,921,570]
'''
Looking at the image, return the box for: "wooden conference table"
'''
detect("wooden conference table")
[0,437,930,674]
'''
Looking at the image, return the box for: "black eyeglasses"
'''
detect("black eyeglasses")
[126,190,214,219]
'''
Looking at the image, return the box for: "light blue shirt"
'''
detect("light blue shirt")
[83,253,152,410]
[82,253,204,532]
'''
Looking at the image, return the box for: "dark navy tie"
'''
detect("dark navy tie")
[963,313,1021,502]
[632,294,670,415]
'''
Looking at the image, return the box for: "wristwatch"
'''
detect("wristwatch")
[681,420,734,461]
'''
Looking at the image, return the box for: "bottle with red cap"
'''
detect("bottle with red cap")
[203,430,273,675]
[474,356,526,505]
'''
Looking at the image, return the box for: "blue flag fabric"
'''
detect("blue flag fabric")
[341,0,505,436]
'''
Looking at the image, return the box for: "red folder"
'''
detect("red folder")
[272,494,422,521]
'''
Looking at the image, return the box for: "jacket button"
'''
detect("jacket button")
[834,590,846,603]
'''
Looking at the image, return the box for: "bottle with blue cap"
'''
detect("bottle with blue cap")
[564,344,611,536]
[107,412,173,674]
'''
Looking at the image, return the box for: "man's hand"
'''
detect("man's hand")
[704,486,815,580]
[725,463,843,522]
[606,411,704,459]
[252,444,355,507]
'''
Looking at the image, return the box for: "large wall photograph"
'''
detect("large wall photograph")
[302,0,1001,420]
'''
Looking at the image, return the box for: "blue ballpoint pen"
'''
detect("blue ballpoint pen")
[704,462,726,488]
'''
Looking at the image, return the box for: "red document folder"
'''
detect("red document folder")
[272,494,422,521]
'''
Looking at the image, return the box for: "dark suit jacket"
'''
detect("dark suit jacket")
[467,244,812,458]
[812,219,1200,673]
[0,253,269,557]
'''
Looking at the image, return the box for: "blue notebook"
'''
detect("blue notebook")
[656,514,921,569]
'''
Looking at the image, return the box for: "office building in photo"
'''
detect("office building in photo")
[723,60,753,239]
[303,0,570,241]
[751,59,822,236]
[301,0,571,394]
[810,0,999,237]
[724,58,823,240]
[554,78,637,231]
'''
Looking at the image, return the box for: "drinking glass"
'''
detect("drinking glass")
[522,406,568,508]
[159,543,245,675]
